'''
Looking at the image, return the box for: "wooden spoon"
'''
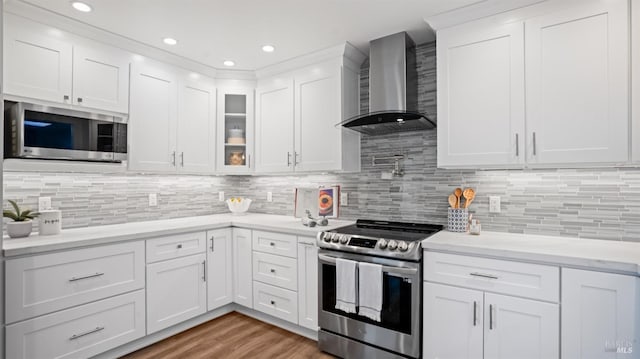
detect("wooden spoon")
[463,188,476,209]
[454,188,462,209]
[448,194,457,209]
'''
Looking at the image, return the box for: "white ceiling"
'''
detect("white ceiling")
[15,0,487,71]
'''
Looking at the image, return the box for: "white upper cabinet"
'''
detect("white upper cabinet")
[178,75,216,174]
[218,88,255,174]
[4,14,72,104]
[129,61,178,172]
[255,44,364,174]
[436,0,631,168]
[562,268,639,359]
[73,44,130,113]
[437,21,525,168]
[255,76,295,173]
[4,14,130,114]
[525,0,629,165]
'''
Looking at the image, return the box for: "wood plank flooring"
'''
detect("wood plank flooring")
[121,312,335,359]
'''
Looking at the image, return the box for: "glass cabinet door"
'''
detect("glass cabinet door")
[217,88,254,173]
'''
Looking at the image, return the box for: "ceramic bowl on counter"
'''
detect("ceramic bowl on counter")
[226,197,252,215]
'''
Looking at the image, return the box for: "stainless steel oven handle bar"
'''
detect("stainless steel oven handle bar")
[318,254,417,276]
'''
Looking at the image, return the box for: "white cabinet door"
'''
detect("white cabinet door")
[484,292,559,359]
[207,228,233,311]
[423,282,483,359]
[437,21,525,168]
[4,14,72,104]
[633,0,640,163]
[525,0,629,164]
[562,268,639,359]
[294,64,342,172]
[177,76,216,174]
[232,228,253,308]
[146,253,207,334]
[255,76,295,173]
[72,44,130,113]
[217,88,255,174]
[297,240,318,331]
[129,61,178,172]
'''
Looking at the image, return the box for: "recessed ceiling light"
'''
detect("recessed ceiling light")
[262,45,275,53]
[223,60,235,67]
[163,38,178,46]
[71,1,92,12]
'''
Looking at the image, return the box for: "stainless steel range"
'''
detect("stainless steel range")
[316,219,443,359]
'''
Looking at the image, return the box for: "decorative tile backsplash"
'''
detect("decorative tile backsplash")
[4,41,640,241]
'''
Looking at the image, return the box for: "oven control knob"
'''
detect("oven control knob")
[378,239,388,249]
[398,241,409,252]
[322,233,331,242]
[340,235,349,244]
[331,234,340,243]
[387,240,398,250]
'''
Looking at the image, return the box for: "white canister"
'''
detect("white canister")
[38,210,62,235]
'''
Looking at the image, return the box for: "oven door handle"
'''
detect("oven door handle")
[318,254,418,276]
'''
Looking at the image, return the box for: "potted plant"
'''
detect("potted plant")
[3,200,39,238]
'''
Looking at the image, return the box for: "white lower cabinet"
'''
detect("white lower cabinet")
[233,228,254,307]
[562,268,639,359]
[297,238,318,331]
[253,251,298,291]
[253,281,298,324]
[6,290,145,359]
[146,253,207,334]
[207,228,233,311]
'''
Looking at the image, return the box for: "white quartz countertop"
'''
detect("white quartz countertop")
[422,230,640,276]
[3,213,354,257]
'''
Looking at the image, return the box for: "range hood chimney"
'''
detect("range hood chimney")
[340,32,435,136]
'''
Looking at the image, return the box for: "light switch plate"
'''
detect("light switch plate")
[489,196,501,213]
[267,192,273,202]
[218,191,225,202]
[38,197,52,212]
[148,193,158,207]
[340,192,348,206]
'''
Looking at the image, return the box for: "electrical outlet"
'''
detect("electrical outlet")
[218,191,225,202]
[148,193,158,207]
[38,197,52,212]
[267,192,273,202]
[340,192,348,206]
[489,196,501,213]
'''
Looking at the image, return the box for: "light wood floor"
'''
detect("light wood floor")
[121,312,335,359]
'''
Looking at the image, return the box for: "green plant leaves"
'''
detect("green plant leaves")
[3,200,39,221]
[3,210,18,221]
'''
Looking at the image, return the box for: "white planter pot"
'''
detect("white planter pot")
[7,220,33,238]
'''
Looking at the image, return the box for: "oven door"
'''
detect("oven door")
[318,249,422,358]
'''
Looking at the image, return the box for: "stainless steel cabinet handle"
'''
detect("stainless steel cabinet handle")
[473,301,477,326]
[470,272,498,280]
[270,268,276,273]
[180,152,184,167]
[489,304,494,330]
[270,300,275,305]
[294,152,300,165]
[210,236,214,252]
[269,242,275,247]
[63,95,70,101]
[202,260,206,282]
[287,152,291,166]
[171,151,176,166]
[77,97,83,103]
[515,133,519,157]
[69,272,104,282]
[247,154,251,168]
[69,326,104,340]
[532,132,537,156]
[177,244,183,249]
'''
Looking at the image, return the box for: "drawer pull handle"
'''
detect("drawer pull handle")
[489,304,495,330]
[473,301,477,326]
[470,272,498,280]
[269,242,275,247]
[69,272,104,282]
[202,260,207,282]
[270,300,275,305]
[177,244,183,249]
[270,269,276,273]
[210,236,215,252]
[69,326,104,340]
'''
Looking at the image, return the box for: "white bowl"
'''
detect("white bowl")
[226,198,252,215]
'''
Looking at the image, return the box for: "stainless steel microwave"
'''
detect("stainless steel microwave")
[4,102,128,162]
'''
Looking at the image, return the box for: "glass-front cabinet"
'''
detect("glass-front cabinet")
[217,88,254,174]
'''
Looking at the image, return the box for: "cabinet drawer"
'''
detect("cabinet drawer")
[146,231,207,263]
[252,230,297,258]
[253,281,298,324]
[6,241,145,323]
[424,252,559,302]
[6,290,145,359]
[253,251,298,291]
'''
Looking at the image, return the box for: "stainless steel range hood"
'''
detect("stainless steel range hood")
[340,32,435,136]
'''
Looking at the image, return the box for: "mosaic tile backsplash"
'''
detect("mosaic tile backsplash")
[4,41,640,241]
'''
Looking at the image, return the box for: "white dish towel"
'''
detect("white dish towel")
[335,258,358,314]
[358,262,383,322]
